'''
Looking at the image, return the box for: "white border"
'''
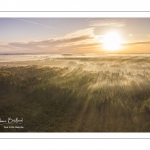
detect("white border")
[0,12,150,18]
[0,0,150,11]
[0,133,150,138]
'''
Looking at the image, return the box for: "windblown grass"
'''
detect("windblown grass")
[0,54,150,132]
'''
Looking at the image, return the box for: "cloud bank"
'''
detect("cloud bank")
[0,28,101,54]
[1,26,150,54]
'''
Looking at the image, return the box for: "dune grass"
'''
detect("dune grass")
[0,55,150,132]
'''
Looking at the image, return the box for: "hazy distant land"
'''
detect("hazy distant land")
[0,53,150,132]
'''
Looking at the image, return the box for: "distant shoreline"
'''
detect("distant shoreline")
[0,53,150,55]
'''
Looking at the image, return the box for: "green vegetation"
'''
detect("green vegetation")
[0,55,150,132]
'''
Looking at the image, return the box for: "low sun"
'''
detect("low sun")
[102,31,124,51]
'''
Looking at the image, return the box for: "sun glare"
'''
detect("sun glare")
[102,31,124,51]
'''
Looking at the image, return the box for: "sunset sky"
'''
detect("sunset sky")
[0,18,150,54]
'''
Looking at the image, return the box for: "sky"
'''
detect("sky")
[0,18,150,54]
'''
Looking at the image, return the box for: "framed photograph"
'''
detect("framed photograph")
[0,12,150,139]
